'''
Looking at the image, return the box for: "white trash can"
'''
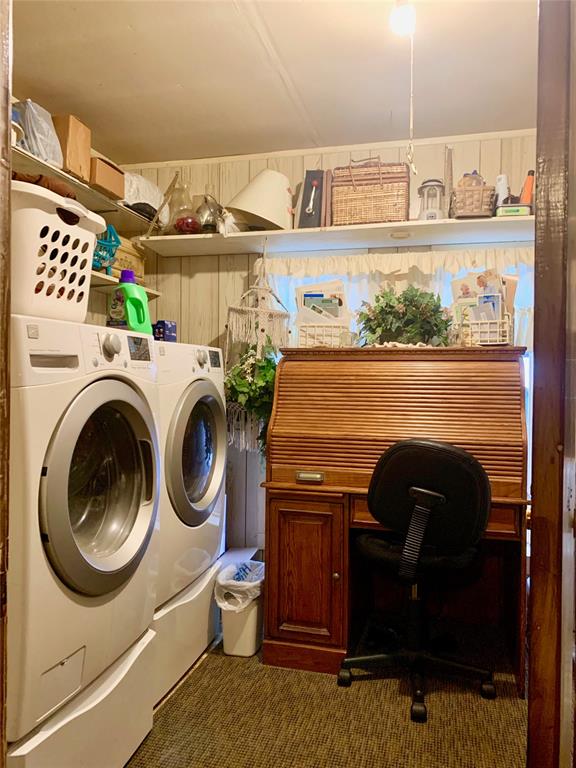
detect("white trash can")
[221,596,263,656]
[215,561,265,657]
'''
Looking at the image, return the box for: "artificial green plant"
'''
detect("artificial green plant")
[358,285,451,347]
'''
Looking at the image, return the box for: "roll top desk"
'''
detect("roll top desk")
[263,347,528,693]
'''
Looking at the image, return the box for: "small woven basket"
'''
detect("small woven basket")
[458,312,513,346]
[451,172,495,219]
[331,158,410,226]
[298,324,351,348]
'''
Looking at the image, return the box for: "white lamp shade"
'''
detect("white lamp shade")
[226,169,293,230]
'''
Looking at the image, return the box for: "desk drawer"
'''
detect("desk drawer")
[350,496,382,529]
[350,496,523,539]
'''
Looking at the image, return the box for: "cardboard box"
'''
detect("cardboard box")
[90,157,125,200]
[52,114,91,181]
[111,236,145,280]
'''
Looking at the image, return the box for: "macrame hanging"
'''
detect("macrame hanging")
[225,239,290,452]
[224,240,289,363]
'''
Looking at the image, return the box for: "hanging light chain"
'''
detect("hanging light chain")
[407,32,417,175]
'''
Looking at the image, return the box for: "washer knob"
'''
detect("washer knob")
[102,333,122,359]
[196,348,208,367]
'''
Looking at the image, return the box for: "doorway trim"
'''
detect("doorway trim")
[529,0,574,766]
[0,0,11,765]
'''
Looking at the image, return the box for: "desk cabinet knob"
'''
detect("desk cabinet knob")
[332,572,340,581]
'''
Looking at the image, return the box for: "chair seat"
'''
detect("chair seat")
[356,533,477,576]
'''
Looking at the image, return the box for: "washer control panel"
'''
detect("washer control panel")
[84,327,156,378]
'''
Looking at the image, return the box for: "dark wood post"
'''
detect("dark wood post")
[529,1,574,766]
[0,0,10,765]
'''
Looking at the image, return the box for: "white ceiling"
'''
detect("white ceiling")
[13,0,538,165]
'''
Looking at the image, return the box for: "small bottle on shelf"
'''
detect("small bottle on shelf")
[519,170,535,208]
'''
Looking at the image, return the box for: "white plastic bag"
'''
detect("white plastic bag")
[13,99,63,168]
[214,561,265,613]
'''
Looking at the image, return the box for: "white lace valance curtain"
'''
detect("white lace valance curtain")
[254,246,533,279]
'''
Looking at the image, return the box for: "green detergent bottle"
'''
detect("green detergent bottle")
[106,269,153,334]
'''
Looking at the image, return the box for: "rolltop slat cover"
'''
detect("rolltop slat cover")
[266,347,528,501]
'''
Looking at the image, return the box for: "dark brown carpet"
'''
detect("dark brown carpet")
[127,638,526,768]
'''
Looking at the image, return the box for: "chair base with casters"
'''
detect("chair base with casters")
[337,581,497,723]
[337,439,497,723]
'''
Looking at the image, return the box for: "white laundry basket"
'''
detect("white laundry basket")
[11,181,105,322]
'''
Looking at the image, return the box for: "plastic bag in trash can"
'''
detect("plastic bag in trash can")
[214,561,265,613]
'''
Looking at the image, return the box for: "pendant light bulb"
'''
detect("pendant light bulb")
[389,0,416,37]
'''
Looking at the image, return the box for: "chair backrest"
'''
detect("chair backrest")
[367,439,491,555]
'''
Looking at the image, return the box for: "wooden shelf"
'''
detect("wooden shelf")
[137,216,535,258]
[90,271,161,301]
[12,146,157,236]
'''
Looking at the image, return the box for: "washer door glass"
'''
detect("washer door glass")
[166,379,226,527]
[40,379,159,597]
[69,405,143,559]
[182,400,216,505]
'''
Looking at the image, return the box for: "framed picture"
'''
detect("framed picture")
[476,293,502,320]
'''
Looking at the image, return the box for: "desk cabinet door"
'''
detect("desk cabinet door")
[266,497,344,646]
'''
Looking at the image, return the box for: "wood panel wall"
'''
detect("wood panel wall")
[87,129,536,549]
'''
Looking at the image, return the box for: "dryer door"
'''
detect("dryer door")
[40,379,159,597]
[166,379,226,527]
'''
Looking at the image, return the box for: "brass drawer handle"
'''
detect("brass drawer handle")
[295,471,324,484]
[332,572,340,581]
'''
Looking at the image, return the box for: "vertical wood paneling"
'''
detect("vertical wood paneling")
[181,254,219,346]
[226,446,247,548]
[369,144,401,164]
[267,155,304,196]
[480,139,503,186]
[219,160,250,205]
[156,165,179,196]
[246,452,266,549]
[156,257,182,333]
[86,292,107,326]
[452,140,481,181]
[249,157,268,179]
[502,134,537,197]
[138,167,159,186]
[321,150,351,170]
[303,153,322,171]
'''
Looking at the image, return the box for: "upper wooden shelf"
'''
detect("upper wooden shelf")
[137,216,535,258]
[12,147,156,236]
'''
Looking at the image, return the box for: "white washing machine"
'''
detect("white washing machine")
[8,315,160,751]
[152,340,227,703]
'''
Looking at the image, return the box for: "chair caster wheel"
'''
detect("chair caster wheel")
[410,702,427,723]
[337,669,352,687]
[480,680,497,700]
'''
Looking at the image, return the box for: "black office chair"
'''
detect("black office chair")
[337,439,496,723]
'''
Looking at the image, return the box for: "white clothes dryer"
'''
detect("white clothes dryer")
[152,340,227,703]
[8,316,160,744]
[155,341,227,608]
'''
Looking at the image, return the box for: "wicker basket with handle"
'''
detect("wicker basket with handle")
[451,172,495,219]
[331,158,410,226]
